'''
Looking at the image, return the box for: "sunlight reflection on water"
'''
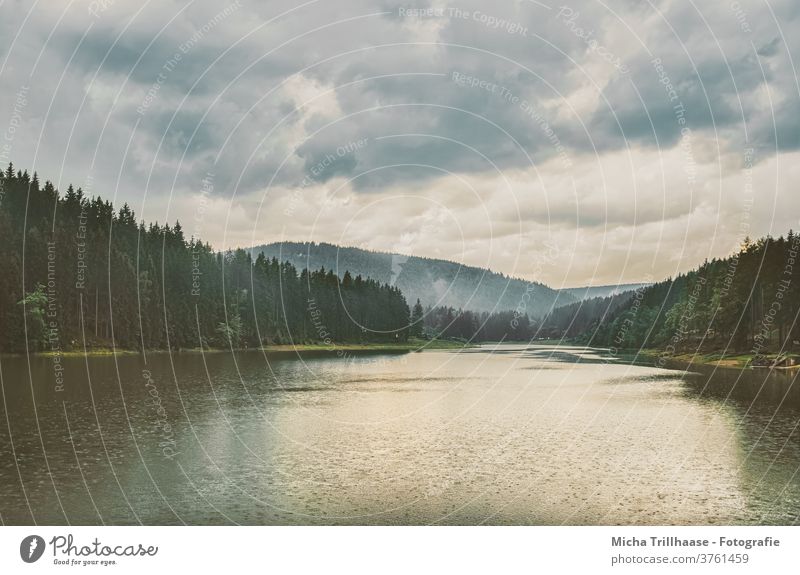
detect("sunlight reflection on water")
[1,344,798,525]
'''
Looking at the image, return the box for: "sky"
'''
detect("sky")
[1,0,799,288]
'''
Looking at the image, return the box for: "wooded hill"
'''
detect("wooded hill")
[539,234,800,353]
[0,165,411,353]
[6,163,791,356]
[253,241,576,316]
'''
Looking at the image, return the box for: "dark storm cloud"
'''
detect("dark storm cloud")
[0,0,798,202]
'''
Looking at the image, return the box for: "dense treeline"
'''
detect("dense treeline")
[541,235,800,353]
[422,304,535,341]
[0,165,410,353]
[536,291,639,340]
[5,163,795,357]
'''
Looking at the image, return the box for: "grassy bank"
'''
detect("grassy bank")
[5,338,470,359]
[259,338,468,353]
[635,349,800,370]
[6,347,141,358]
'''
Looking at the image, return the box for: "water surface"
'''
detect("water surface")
[1,344,799,525]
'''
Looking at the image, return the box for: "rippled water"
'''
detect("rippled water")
[1,344,799,525]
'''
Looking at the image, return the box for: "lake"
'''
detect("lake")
[1,344,799,525]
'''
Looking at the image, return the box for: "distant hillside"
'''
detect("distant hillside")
[562,283,650,301]
[542,232,800,354]
[252,242,576,317]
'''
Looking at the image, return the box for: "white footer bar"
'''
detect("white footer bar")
[1,526,797,574]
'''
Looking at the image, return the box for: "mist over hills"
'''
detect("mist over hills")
[562,283,650,302]
[252,242,577,317]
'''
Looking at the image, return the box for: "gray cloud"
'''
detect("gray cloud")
[0,0,798,284]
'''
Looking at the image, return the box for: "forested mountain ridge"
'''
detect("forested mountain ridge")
[0,165,411,353]
[253,241,576,316]
[562,282,650,302]
[536,290,638,341]
[540,234,800,354]
[5,163,794,357]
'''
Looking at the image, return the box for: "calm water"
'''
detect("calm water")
[1,344,799,525]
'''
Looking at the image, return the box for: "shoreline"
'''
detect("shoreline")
[1,338,471,359]
[632,348,800,372]
[15,341,796,371]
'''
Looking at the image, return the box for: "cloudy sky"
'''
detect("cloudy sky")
[1,0,798,287]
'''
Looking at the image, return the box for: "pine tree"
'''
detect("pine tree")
[410,299,424,338]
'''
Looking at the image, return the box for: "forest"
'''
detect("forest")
[0,165,411,353]
[3,163,797,357]
[419,303,536,342]
[539,234,800,354]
